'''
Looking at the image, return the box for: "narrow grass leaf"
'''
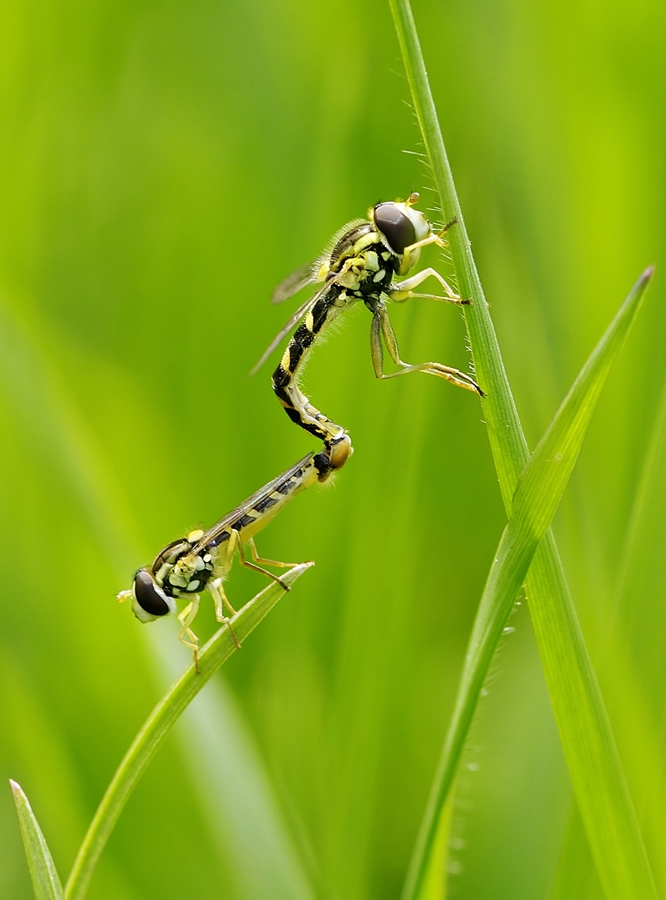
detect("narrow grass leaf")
[403,267,652,899]
[389,3,658,899]
[11,780,64,900]
[0,296,318,900]
[554,378,666,896]
[64,563,313,900]
[418,794,452,900]
[551,803,604,900]
[152,633,317,900]
[513,268,652,537]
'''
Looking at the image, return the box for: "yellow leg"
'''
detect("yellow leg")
[399,217,460,271]
[248,537,301,569]
[400,232,448,271]
[236,535,290,591]
[370,306,484,396]
[177,596,201,673]
[390,267,468,304]
[379,360,482,393]
[209,579,241,650]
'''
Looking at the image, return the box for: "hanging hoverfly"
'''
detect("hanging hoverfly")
[119,449,332,668]
[252,192,484,471]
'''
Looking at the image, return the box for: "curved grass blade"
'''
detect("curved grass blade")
[11,780,64,900]
[388,4,658,899]
[64,563,313,900]
[0,297,319,900]
[551,803,603,900]
[554,377,666,895]
[152,634,317,900]
[404,268,653,899]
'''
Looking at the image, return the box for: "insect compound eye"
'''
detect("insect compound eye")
[373,202,417,255]
[133,569,171,618]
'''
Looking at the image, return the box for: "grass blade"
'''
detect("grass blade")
[551,803,604,900]
[389,3,658,899]
[64,563,312,900]
[11,780,64,900]
[554,377,666,895]
[513,268,652,535]
[403,268,652,899]
[0,297,319,900]
[152,634,317,900]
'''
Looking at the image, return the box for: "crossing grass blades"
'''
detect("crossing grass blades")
[253,192,484,470]
[119,448,332,669]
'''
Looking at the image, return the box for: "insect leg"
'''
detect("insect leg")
[400,232,449,271]
[380,361,483,394]
[247,536,302,569]
[400,213,460,270]
[236,532,291,591]
[209,578,237,617]
[390,268,468,304]
[370,311,384,379]
[373,306,484,396]
[407,232,445,252]
[177,596,201,672]
[208,579,241,650]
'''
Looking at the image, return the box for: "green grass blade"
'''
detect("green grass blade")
[389,0,526,507]
[389,3,658,899]
[152,635,317,900]
[551,805,604,900]
[0,297,319,900]
[513,269,652,537]
[11,780,64,900]
[403,269,652,900]
[554,378,666,895]
[64,563,312,900]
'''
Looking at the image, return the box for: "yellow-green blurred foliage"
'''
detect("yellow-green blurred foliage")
[0,0,664,897]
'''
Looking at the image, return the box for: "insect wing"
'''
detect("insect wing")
[271,262,317,305]
[251,294,318,376]
[192,453,314,553]
[250,275,339,375]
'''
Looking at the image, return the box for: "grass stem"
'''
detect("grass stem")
[389,3,657,898]
[64,564,312,900]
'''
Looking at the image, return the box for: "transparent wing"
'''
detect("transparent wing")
[192,453,314,553]
[271,262,317,305]
[250,274,340,375]
[250,294,318,376]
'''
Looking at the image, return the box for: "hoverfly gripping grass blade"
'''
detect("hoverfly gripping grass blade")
[389,3,659,899]
[119,449,333,667]
[69,563,315,900]
[256,194,483,472]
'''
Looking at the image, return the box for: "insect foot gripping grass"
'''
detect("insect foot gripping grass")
[118,448,333,670]
[252,192,483,470]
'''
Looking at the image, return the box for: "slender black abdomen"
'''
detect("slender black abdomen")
[271,289,351,468]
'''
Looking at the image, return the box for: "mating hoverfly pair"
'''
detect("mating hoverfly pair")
[119,193,483,666]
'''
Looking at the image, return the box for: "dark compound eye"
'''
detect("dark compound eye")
[373,202,416,255]
[133,569,170,617]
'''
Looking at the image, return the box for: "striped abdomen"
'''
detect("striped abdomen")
[272,289,352,469]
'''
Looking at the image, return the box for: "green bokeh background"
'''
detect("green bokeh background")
[0,0,664,897]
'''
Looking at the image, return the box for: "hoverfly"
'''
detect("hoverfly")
[253,193,484,471]
[119,449,331,668]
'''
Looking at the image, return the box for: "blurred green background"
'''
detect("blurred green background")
[0,0,664,897]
